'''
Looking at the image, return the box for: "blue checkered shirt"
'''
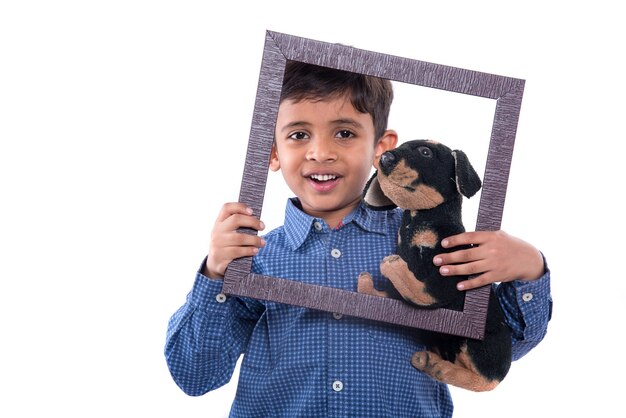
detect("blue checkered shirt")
[165,199,552,417]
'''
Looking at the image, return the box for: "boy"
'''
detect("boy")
[165,62,552,417]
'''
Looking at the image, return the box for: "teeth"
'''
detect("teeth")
[310,174,337,181]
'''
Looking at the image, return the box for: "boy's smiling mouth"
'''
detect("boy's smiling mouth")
[306,172,341,192]
[310,173,338,182]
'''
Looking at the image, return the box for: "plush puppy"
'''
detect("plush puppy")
[358,139,511,392]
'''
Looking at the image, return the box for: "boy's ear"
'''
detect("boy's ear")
[269,143,280,172]
[373,130,398,169]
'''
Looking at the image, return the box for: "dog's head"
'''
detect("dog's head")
[363,139,482,211]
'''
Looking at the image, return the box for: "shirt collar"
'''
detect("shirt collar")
[283,198,392,250]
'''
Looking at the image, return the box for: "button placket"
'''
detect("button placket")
[327,229,348,404]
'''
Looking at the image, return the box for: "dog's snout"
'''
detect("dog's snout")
[379,152,396,171]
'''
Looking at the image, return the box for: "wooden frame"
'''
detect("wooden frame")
[222,30,525,340]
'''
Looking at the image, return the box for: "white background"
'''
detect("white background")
[1,1,623,417]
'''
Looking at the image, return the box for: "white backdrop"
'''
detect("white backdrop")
[1,1,624,417]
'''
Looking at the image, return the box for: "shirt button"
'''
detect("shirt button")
[332,380,344,392]
[313,221,323,231]
[333,312,343,320]
[215,293,227,303]
[331,248,342,258]
[522,292,533,302]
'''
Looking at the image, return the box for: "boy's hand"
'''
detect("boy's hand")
[433,230,544,291]
[203,202,266,279]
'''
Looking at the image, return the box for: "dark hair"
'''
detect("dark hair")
[280,61,393,141]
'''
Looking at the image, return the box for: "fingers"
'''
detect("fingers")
[434,229,544,290]
[219,213,265,235]
[455,274,493,291]
[440,231,489,249]
[215,202,256,224]
[434,231,503,291]
[435,255,487,277]
[434,246,478,267]
[210,227,265,252]
[214,202,265,233]
[206,241,264,278]
[205,202,266,279]
[435,255,492,291]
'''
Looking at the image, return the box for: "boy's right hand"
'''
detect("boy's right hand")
[203,202,266,279]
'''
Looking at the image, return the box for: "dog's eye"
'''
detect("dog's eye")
[417,146,433,158]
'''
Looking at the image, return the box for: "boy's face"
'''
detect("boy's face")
[270,95,396,225]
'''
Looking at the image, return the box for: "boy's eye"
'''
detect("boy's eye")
[335,130,355,139]
[288,131,309,141]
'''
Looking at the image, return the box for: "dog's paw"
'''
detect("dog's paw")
[357,272,374,292]
[411,352,432,370]
[382,254,401,264]
[358,272,389,298]
[412,351,445,380]
[412,350,500,392]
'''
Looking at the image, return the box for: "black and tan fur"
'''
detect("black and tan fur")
[358,139,511,392]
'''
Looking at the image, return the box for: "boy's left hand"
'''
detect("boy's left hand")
[433,230,545,291]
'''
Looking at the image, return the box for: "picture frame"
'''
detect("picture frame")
[221,30,525,340]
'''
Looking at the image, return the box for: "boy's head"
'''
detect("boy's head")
[280,61,393,141]
[270,61,398,228]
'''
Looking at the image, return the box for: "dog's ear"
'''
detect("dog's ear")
[452,150,482,198]
[362,171,397,210]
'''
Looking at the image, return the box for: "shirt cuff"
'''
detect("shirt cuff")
[498,260,553,343]
[507,254,552,315]
[509,273,551,316]
[187,258,230,310]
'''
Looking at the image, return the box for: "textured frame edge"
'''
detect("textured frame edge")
[222,30,524,339]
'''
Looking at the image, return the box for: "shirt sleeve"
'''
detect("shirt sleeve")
[164,261,264,396]
[495,255,553,361]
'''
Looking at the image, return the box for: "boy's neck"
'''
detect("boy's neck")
[321,212,348,230]
[293,198,359,229]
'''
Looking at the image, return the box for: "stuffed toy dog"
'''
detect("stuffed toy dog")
[358,139,511,392]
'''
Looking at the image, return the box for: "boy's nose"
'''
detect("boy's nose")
[306,139,337,162]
